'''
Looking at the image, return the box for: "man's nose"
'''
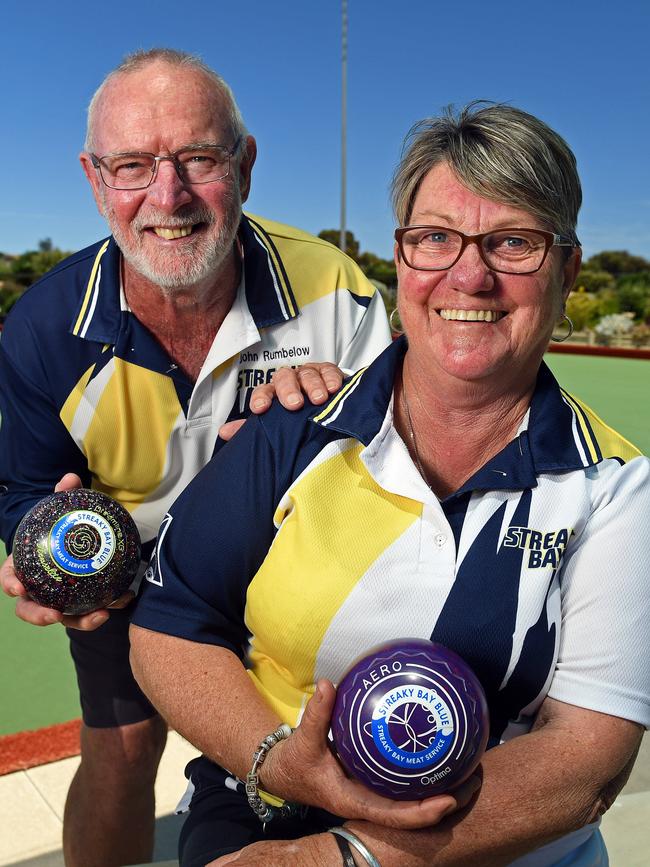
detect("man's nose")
[145,159,193,211]
[446,240,495,294]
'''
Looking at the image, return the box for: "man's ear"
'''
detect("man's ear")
[237,136,257,203]
[80,152,106,216]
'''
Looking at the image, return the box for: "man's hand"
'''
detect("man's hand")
[0,473,133,630]
[260,679,480,831]
[219,362,344,441]
[256,362,344,412]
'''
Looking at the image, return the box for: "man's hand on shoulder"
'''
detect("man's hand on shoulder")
[219,362,344,441]
[260,362,344,412]
[0,473,130,630]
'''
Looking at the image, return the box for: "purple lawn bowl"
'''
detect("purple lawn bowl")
[13,489,141,615]
[331,638,489,799]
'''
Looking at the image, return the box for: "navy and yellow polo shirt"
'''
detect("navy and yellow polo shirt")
[133,336,650,743]
[0,214,390,553]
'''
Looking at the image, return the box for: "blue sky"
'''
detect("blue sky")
[2,0,649,261]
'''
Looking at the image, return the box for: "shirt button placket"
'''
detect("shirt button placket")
[434,532,447,548]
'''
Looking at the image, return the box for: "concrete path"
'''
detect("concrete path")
[1,733,647,866]
[0,732,198,867]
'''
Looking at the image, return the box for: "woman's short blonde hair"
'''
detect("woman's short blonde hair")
[391,102,581,242]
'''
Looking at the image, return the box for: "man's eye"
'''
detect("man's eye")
[113,159,148,173]
[180,151,222,168]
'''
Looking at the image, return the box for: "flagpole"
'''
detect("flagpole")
[339,0,348,253]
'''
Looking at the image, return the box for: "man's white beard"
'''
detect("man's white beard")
[102,188,242,290]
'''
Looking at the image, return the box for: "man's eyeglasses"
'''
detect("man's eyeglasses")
[394,225,580,275]
[90,138,243,190]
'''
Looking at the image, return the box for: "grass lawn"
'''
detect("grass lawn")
[0,538,81,736]
[545,352,650,454]
[0,352,647,736]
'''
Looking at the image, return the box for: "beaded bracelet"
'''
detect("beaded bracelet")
[245,723,301,823]
[330,827,382,867]
[332,830,356,867]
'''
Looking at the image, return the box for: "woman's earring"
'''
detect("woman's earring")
[389,308,404,335]
[551,313,574,343]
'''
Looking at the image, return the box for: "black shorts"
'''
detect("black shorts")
[67,602,158,728]
[179,759,343,867]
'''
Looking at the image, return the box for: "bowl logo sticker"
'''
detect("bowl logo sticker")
[49,510,116,575]
[332,639,489,799]
[369,686,455,768]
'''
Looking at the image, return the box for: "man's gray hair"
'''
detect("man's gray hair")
[85,48,247,152]
[391,102,581,242]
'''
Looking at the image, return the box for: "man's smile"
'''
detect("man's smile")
[151,225,196,240]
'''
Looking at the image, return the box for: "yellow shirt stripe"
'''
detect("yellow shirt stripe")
[565,390,642,462]
[72,240,110,336]
[245,444,421,724]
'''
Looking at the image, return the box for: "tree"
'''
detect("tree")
[318,229,397,293]
[0,282,24,319]
[616,281,650,322]
[596,289,621,317]
[573,268,615,294]
[369,279,396,314]
[357,251,397,290]
[584,250,650,277]
[317,229,360,260]
[0,255,13,279]
[10,247,71,288]
[565,290,602,331]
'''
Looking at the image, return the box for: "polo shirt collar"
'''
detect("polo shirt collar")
[69,214,300,345]
[69,237,122,344]
[312,336,599,498]
[239,214,300,326]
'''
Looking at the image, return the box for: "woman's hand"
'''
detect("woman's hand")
[207,833,339,866]
[261,679,480,830]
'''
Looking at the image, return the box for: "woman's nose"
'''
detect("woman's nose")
[446,241,495,294]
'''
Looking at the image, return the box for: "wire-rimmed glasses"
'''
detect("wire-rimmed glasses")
[90,137,243,190]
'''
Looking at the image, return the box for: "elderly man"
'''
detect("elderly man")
[0,49,389,867]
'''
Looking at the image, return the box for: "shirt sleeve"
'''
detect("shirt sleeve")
[131,413,281,658]
[548,455,650,728]
[0,320,91,548]
[337,289,392,374]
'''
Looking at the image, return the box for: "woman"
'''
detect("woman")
[130,104,649,867]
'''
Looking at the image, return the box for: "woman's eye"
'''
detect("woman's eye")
[489,234,533,254]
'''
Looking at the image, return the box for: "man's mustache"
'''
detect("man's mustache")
[130,207,217,232]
